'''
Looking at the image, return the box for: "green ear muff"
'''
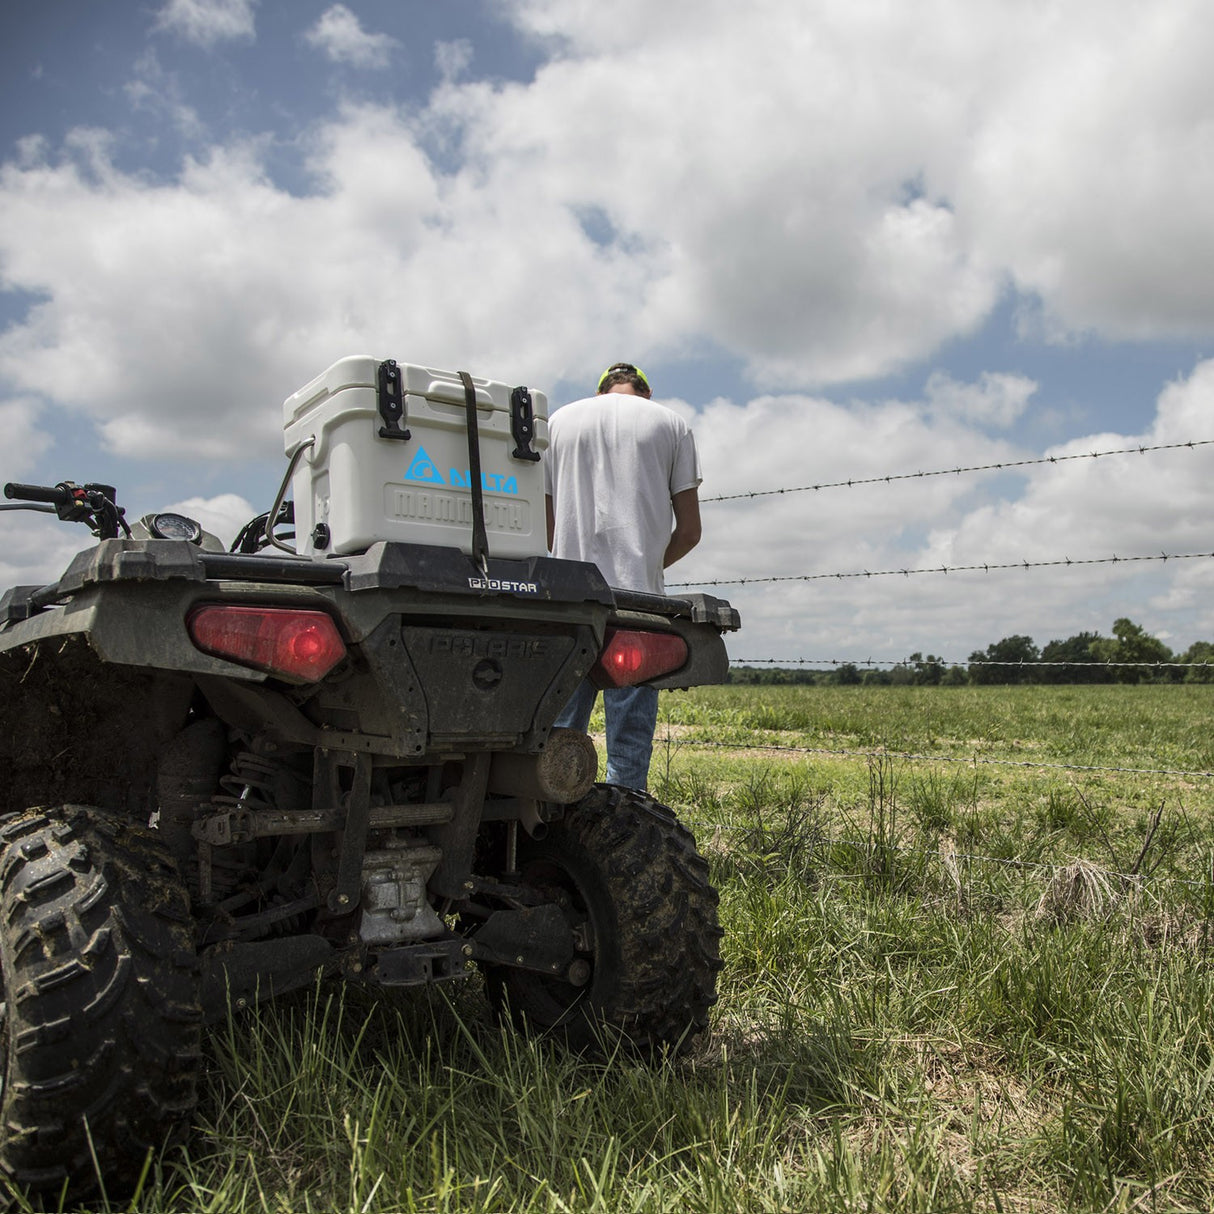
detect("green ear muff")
[597,362,650,393]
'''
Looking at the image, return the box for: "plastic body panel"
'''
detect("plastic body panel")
[0,538,737,756]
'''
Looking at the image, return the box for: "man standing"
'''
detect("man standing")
[544,362,703,790]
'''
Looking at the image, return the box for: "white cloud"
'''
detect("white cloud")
[0,493,258,588]
[491,0,1214,369]
[0,399,52,475]
[0,103,655,463]
[924,370,1037,428]
[0,511,92,591]
[0,398,100,587]
[125,50,205,139]
[435,39,474,82]
[304,5,399,70]
[671,357,1214,661]
[4,0,1214,459]
[934,361,1214,570]
[152,0,257,48]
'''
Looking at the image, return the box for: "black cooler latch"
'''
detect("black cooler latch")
[510,386,541,462]
[377,359,411,440]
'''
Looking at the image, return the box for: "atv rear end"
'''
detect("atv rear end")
[0,524,738,1194]
[0,355,739,1196]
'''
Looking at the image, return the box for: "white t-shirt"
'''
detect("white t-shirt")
[544,394,702,595]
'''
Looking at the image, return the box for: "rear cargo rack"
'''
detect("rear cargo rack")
[611,587,742,630]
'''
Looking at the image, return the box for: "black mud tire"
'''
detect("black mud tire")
[0,806,201,1196]
[485,784,723,1055]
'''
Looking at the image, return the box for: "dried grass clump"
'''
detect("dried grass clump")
[1034,859,1118,924]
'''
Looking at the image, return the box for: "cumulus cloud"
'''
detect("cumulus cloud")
[0,511,92,591]
[670,357,1214,661]
[152,0,257,48]
[435,39,474,82]
[124,50,205,139]
[685,386,1020,576]
[880,359,1214,654]
[0,104,651,463]
[927,361,1214,571]
[0,398,101,586]
[4,0,1213,458]
[304,5,399,69]
[672,380,1028,656]
[0,398,52,475]
[924,371,1037,428]
[494,0,1214,367]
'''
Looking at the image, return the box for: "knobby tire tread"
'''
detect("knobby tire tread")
[488,784,723,1054]
[0,806,201,1193]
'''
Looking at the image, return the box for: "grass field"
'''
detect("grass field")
[18,685,1214,1213]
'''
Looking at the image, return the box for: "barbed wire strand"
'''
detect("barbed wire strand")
[672,548,1214,589]
[702,438,1214,504]
[666,441,1214,899]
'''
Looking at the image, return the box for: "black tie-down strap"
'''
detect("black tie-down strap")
[458,370,490,571]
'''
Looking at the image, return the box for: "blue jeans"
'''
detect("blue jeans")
[555,681,659,791]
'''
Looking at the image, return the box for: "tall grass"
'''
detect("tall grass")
[10,685,1214,1212]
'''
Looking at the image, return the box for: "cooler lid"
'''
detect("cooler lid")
[283,356,532,427]
[283,355,381,425]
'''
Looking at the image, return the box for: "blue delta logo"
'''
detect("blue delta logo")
[404,446,520,495]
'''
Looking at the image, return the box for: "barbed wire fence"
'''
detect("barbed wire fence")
[671,436,1214,668]
[674,548,1214,589]
[652,436,1214,908]
[699,437,1214,504]
[675,435,1214,587]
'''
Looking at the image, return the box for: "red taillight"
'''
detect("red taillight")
[187,606,347,682]
[591,628,689,688]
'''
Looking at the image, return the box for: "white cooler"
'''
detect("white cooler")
[283,356,548,558]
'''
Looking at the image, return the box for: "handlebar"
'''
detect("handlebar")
[2,480,129,540]
[4,482,70,507]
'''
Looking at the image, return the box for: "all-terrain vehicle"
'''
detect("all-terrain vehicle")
[0,359,739,1194]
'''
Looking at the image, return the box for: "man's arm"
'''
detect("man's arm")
[663,487,701,568]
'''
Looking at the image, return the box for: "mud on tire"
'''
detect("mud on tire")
[486,784,723,1054]
[0,806,201,1194]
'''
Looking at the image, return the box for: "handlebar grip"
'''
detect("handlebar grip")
[4,482,67,505]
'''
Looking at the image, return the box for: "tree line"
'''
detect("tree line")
[730,617,1214,686]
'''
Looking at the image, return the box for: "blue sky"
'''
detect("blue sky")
[2,0,1214,664]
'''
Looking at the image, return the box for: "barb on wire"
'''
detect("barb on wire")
[702,438,1214,504]
[672,549,1214,589]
